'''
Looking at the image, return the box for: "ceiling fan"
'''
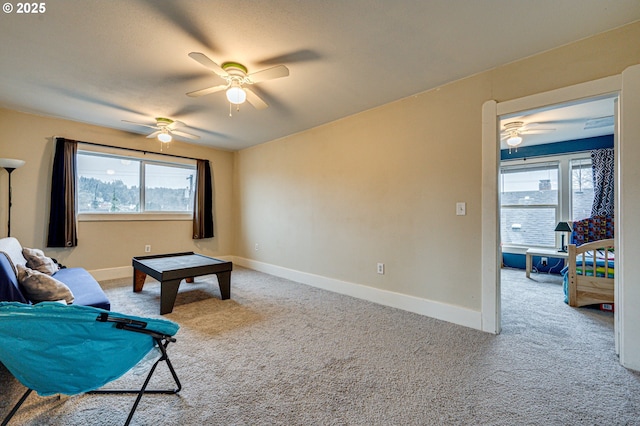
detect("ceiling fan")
[500,121,555,153]
[186,52,289,112]
[122,117,199,143]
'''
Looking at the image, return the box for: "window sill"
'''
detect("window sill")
[502,244,556,255]
[78,213,193,222]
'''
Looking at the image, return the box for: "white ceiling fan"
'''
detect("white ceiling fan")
[122,117,199,143]
[500,121,555,153]
[186,52,289,112]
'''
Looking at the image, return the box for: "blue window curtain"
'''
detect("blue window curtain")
[47,138,78,247]
[192,159,214,239]
[590,148,615,217]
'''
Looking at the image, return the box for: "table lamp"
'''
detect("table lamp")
[0,158,26,237]
[554,221,572,253]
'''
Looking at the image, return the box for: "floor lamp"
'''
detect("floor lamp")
[0,158,26,237]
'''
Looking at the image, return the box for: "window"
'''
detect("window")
[77,150,196,216]
[571,158,593,221]
[500,163,559,248]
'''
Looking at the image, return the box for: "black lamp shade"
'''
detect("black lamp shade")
[554,221,572,232]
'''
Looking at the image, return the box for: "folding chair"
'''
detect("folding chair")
[0,302,181,425]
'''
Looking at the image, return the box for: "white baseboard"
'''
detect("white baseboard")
[89,256,482,331]
[88,266,132,282]
[233,257,483,331]
[88,255,235,282]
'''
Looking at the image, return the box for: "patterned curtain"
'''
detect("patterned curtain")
[47,138,78,247]
[192,159,214,239]
[590,148,615,217]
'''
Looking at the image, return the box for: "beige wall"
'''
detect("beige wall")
[0,21,638,322]
[0,108,234,270]
[234,22,640,313]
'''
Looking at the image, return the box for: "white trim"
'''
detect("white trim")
[87,255,235,282]
[233,256,482,330]
[496,75,621,117]
[481,100,500,334]
[619,64,640,371]
[78,213,193,222]
[88,266,132,282]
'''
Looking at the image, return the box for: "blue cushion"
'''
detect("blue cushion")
[0,253,28,304]
[53,268,111,310]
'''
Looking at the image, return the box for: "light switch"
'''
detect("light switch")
[456,202,466,216]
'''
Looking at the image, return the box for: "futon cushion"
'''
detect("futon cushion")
[22,247,59,275]
[16,264,74,304]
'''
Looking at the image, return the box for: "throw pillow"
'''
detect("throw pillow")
[22,247,60,275]
[16,264,74,304]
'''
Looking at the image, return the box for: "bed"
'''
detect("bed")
[563,238,615,307]
[562,215,615,307]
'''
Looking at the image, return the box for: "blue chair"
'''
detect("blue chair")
[0,302,181,425]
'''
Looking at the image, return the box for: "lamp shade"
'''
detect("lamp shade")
[157,132,172,143]
[226,86,246,105]
[554,221,572,232]
[506,135,522,147]
[0,158,25,170]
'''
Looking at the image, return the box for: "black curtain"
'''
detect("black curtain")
[590,148,615,217]
[47,138,78,247]
[192,159,214,239]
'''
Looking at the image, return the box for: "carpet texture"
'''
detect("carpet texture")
[1,267,639,425]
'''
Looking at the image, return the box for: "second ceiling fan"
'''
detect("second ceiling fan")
[186,52,289,111]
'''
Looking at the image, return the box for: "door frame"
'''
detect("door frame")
[482,65,640,371]
[481,75,621,333]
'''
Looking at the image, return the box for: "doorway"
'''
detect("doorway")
[480,74,622,336]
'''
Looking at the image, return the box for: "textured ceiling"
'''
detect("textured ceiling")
[1,1,639,151]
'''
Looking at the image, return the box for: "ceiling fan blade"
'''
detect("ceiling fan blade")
[167,120,185,130]
[188,52,228,77]
[520,128,556,134]
[244,87,269,109]
[170,129,200,140]
[122,120,159,130]
[248,64,289,84]
[186,84,228,97]
[146,131,161,139]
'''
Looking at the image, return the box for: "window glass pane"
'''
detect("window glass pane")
[144,163,196,212]
[500,165,558,206]
[571,158,594,221]
[501,207,557,247]
[77,153,141,213]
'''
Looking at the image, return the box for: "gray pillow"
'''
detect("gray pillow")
[16,264,74,304]
[22,247,59,275]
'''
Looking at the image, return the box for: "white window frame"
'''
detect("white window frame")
[76,144,196,222]
[500,161,560,251]
[500,152,593,254]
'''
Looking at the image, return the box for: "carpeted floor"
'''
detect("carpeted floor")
[1,267,639,425]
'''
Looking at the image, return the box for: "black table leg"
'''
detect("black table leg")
[216,271,231,300]
[160,279,182,315]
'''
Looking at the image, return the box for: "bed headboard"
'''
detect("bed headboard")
[570,215,614,246]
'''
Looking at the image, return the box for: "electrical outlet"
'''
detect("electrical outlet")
[144,245,151,253]
[541,257,548,266]
[255,243,259,251]
[377,263,385,274]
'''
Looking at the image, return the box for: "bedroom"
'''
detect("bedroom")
[1,1,640,375]
[498,95,616,318]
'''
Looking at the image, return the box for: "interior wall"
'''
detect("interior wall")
[234,22,640,321]
[0,108,234,271]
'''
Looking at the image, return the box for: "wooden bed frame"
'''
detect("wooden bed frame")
[567,238,615,307]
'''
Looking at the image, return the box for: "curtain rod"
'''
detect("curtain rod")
[56,137,203,162]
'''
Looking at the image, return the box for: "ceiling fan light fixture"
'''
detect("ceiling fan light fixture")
[506,135,522,147]
[226,85,246,105]
[158,131,172,143]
